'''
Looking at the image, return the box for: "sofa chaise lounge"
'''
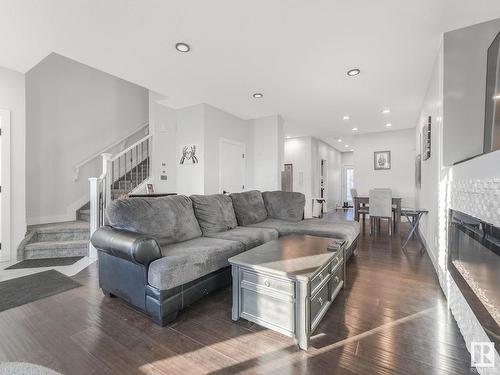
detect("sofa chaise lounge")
[91,190,360,326]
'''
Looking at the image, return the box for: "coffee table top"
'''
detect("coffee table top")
[228,234,342,281]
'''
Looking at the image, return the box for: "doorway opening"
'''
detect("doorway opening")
[0,109,11,262]
[342,166,354,207]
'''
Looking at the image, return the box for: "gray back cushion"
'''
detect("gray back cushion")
[262,191,305,222]
[105,195,202,246]
[230,190,267,226]
[190,194,238,234]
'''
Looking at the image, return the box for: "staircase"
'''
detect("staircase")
[17,126,152,261]
[21,221,90,260]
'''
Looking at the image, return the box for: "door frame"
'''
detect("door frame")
[342,165,354,206]
[218,138,246,194]
[0,109,11,262]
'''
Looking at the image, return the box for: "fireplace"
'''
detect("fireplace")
[448,209,500,346]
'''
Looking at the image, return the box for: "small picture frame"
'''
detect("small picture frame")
[374,151,391,170]
[146,183,155,194]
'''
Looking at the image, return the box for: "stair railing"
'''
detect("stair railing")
[88,134,152,258]
[73,122,149,181]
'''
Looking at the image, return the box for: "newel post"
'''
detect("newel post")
[88,177,99,259]
[101,153,113,207]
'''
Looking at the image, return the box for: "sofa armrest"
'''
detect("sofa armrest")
[91,226,162,266]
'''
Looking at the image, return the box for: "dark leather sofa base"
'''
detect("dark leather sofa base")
[99,236,359,327]
[145,267,231,326]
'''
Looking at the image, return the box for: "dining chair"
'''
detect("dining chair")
[374,188,397,231]
[351,188,368,221]
[369,189,393,236]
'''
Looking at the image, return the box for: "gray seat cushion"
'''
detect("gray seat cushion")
[205,226,278,250]
[105,195,202,246]
[190,194,238,234]
[230,190,268,226]
[249,218,360,245]
[148,237,244,290]
[262,191,305,222]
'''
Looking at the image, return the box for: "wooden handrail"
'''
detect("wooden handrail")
[73,122,148,180]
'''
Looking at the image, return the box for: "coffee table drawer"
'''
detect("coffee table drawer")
[330,252,343,272]
[310,281,330,330]
[330,266,343,299]
[240,288,295,334]
[241,270,294,296]
[310,265,330,294]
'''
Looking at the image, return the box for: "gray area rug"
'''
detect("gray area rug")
[0,362,62,375]
[5,257,84,270]
[0,270,81,312]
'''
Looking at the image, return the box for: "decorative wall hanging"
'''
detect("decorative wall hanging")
[179,144,199,165]
[422,116,431,160]
[374,150,391,170]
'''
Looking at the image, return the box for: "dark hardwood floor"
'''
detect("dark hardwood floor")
[0,211,473,374]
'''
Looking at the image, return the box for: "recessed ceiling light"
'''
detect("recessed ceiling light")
[286,136,291,139]
[385,123,392,127]
[343,115,350,120]
[175,42,190,52]
[347,68,360,76]
[337,139,342,143]
[345,144,349,147]
[352,127,358,131]
[350,149,354,152]
[494,94,500,100]
[253,93,264,98]
[382,109,391,114]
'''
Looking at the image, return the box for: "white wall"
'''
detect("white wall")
[253,115,284,191]
[26,53,149,224]
[415,51,444,266]
[176,104,205,195]
[149,92,177,193]
[353,129,416,207]
[0,67,26,257]
[204,104,254,194]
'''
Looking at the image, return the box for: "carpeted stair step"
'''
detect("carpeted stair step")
[35,222,90,241]
[77,209,90,222]
[23,240,89,259]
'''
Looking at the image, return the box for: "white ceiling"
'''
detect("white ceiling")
[2,0,500,151]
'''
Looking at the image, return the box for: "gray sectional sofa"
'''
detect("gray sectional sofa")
[91,190,360,326]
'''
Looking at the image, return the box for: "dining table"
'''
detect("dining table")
[353,196,402,233]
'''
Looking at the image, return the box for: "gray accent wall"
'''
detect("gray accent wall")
[443,18,500,165]
[26,53,148,224]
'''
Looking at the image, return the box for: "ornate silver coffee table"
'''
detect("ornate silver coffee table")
[228,234,345,350]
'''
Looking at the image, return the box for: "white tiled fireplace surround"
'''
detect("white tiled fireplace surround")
[447,175,500,374]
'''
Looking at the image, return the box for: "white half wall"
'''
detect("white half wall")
[26,53,148,224]
[0,66,25,257]
[312,139,342,211]
[353,129,416,207]
[285,136,342,217]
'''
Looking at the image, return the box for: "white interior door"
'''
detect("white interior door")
[219,138,246,194]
